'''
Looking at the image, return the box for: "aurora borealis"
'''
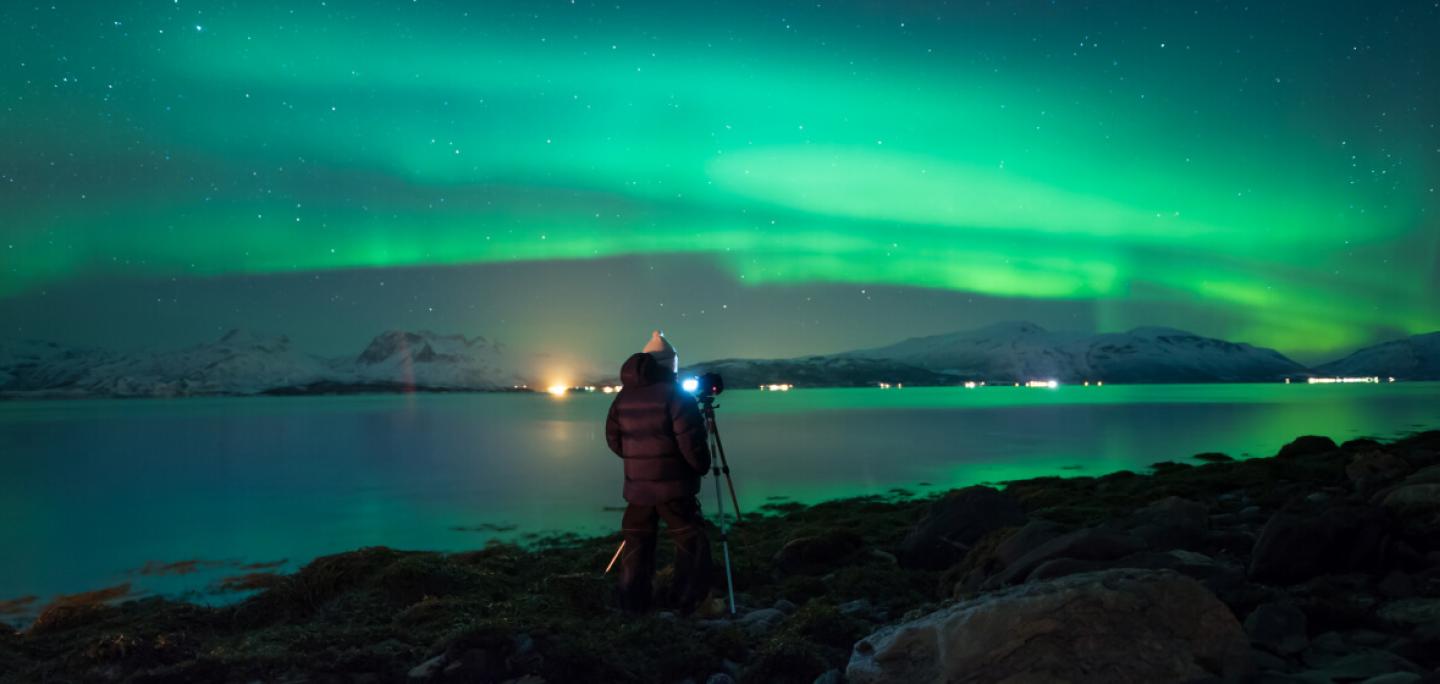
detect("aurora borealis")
[2,1,1437,367]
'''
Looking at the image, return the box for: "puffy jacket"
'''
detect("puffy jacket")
[606,352,712,505]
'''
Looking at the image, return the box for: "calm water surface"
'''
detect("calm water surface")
[2,382,1438,620]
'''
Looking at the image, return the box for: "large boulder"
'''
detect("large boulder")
[951,520,1067,596]
[1381,485,1440,549]
[1346,450,1414,492]
[897,486,1026,569]
[1244,601,1308,655]
[846,569,1253,683]
[772,530,864,575]
[1278,435,1339,459]
[1128,496,1209,550]
[1401,465,1440,487]
[992,526,1146,586]
[1248,505,1391,584]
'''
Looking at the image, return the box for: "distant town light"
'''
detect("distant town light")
[547,384,569,396]
[761,383,793,392]
[964,381,977,389]
[1307,376,1380,384]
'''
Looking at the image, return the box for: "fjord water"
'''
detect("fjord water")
[2,383,1438,617]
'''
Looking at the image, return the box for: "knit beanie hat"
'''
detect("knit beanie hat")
[642,330,678,373]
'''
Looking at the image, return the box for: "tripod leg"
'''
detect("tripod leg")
[705,406,743,519]
[711,454,737,616]
[710,420,742,519]
[720,539,736,615]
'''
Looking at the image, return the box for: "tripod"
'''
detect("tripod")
[700,395,741,616]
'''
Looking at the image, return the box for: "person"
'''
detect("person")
[605,330,714,614]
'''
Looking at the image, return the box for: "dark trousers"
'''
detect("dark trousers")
[616,496,713,613]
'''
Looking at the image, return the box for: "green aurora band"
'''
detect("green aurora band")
[2,1,1437,355]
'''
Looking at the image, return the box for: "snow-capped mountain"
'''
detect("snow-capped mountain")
[684,355,952,389]
[349,330,519,390]
[0,339,114,391]
[682,322,1308,386]
[1313,332,1440,380]
[0,329,523,398]
[846,322,1306,383]
[52,329,332,397]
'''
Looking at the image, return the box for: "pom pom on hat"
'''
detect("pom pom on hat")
[642,330,678,373]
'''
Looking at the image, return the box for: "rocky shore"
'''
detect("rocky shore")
[4,430,1440,683]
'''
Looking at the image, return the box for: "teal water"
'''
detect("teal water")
[1,382,1438,622]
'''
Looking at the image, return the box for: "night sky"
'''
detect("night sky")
[2,1,1437,373]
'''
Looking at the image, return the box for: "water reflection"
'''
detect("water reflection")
[0,383,1436,617]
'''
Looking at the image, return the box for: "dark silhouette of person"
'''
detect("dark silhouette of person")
[605,330,714,614]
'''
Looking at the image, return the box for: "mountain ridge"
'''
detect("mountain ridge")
[4,324,1437,398]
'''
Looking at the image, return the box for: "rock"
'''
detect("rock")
[1305,492,1330,504]
[1347,450,1413,488]
[1382,484,1440,548]
[773,530,864,574]
[1402,464,1440,487]
[772,599,798,614]
[846,569,1253,683]
[739,608,785,637]
[1359,674,1422,684]
[1204,529,1258,555]
[1240,505,1266,522]
[1296,630,1422,680]
[1210,513,1240,527]
[812,670,842,684]
[993,526,1146,586]
[1377,598,1440,627]
[1315,651,1421,681]
[704,674,736,684]
[1344,629,1393,648]
[444,648,505,681]
[1342,438,1385,452]
[1245,602,1308,656]
[1377,571,1415,599]
[408,654,447,680]
[1249,647,1289,673]
[1026,549,1233,585]
[1248,505,1390,584]
[1382,484,1440,516]
[1130,496,1209,549]
[838,599,881,622]
[897,486,1027,569]
[1301,631,1353,668]
[866,548,897,566]
[1194,452,1234,463]
[1025,557,1106,582]
[1278,436,1340,459]
[1401,449,1440,471]
[993,519,1067,567]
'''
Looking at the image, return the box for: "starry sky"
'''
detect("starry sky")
[2,0,1437,372]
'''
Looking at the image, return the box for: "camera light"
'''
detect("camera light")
[681,377,700,393]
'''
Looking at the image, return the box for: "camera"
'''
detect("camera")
[682,372,724,401]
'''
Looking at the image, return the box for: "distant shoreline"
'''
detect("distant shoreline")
[1,377,1433,402]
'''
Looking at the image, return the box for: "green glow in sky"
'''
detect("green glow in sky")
[2,1,1437,356]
